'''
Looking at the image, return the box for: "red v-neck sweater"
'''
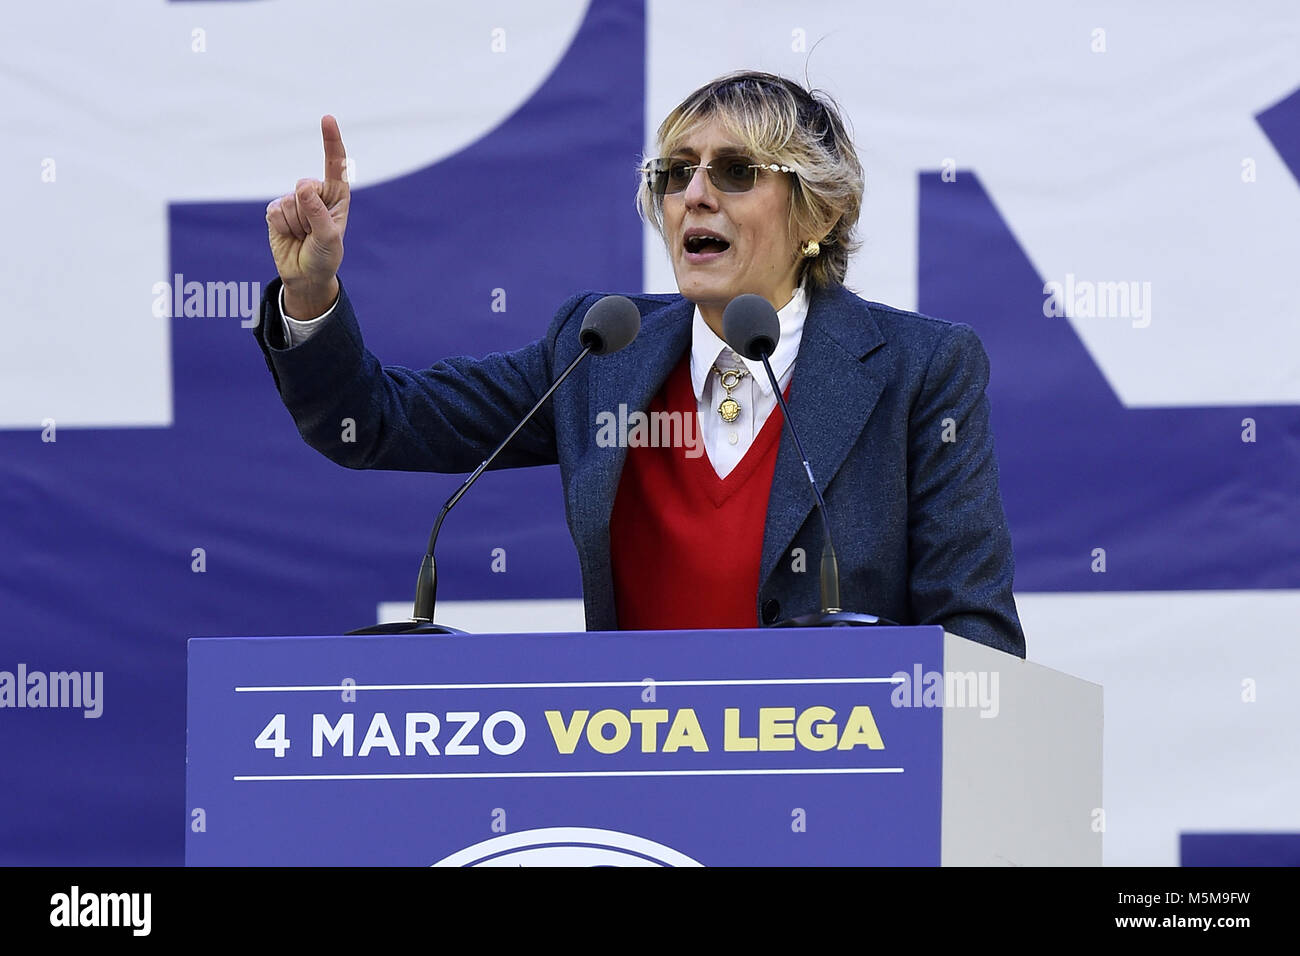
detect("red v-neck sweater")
[609,355,786,630]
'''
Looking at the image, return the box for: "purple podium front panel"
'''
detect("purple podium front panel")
[185,626,944,866]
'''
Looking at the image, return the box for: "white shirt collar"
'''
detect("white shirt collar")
[689,282,809,401]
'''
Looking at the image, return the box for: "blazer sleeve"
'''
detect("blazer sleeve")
[253,276,591,474]
[905,323,1027,658]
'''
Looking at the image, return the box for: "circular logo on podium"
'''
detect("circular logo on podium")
[432,827,703,867]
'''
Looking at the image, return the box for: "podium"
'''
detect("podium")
[185,626,1101,866]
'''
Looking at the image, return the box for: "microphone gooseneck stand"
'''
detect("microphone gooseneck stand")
[347,295,642,635]
[722,293,896,628]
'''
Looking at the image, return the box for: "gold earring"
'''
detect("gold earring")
[800,239,820,258]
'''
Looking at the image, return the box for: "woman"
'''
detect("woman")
[257,71,1026,657]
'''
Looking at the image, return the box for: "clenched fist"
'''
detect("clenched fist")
[266,115,349,317]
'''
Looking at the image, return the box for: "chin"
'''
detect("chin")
[675,272,735,305]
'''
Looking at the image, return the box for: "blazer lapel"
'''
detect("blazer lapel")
[579,296,693,538]
[759,286,888,587]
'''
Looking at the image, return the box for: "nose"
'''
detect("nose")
[682,162,719,211]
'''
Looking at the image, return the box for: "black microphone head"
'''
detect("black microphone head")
[579,295,641,355]
[723,294,780,360]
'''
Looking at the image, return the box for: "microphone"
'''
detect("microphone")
[348,295,642,635]
[722,293,895,628]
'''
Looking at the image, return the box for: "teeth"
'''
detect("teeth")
[686,234,727,251]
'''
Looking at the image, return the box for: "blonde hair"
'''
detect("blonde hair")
[638,71,864,289]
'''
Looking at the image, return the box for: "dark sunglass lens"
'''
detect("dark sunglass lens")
[716,159,756,192]
[664,160,693,194]
[647,159,690,195]
[645,159,668,195]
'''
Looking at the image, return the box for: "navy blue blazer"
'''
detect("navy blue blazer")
[255,277,1026,657]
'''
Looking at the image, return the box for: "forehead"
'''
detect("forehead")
[662,115,750,157]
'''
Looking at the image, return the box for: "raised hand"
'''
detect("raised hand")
[266,114,349,317]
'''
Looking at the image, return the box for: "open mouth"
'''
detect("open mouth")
[684,231,731,256]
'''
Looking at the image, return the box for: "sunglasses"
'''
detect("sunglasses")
[643,155,794,195]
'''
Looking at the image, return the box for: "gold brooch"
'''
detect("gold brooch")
[713,364,750,422]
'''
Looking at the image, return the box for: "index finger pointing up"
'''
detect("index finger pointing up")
[321,114,348,183]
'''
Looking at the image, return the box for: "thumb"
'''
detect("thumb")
[296,181,334,238]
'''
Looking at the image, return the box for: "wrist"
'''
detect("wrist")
[282,276,339,319]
